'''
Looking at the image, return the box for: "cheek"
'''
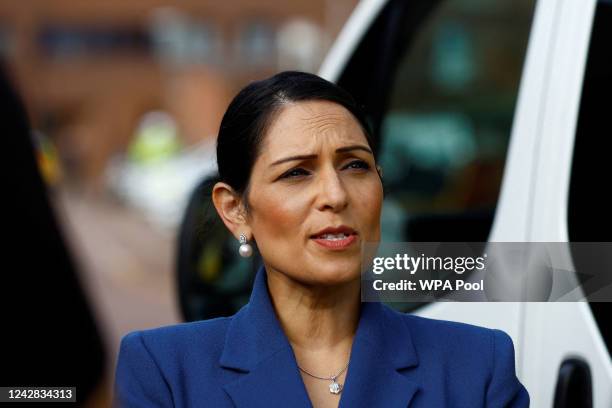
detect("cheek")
[351,179,383,237]
[251,189,307,243]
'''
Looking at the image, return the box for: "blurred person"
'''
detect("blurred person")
[1,65,107,405]
[114,71,529,407]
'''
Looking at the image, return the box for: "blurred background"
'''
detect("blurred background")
[1,0,358,405]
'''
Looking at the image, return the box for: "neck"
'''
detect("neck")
[265,267,361,353]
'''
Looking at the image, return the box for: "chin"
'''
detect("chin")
[306,262,361,287]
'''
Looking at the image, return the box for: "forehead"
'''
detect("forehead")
[260,100,368,159]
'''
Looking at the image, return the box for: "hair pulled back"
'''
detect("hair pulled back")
[214,70,375,214]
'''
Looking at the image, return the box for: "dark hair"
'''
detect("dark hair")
[215,70,377,215]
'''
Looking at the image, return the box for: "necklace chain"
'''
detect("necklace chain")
[297,359,350,381]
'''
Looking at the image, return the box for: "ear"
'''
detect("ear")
[211,181,251,240]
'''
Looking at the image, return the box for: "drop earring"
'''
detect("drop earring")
[238,233,253,258]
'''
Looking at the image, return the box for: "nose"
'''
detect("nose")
[315,165,349,212]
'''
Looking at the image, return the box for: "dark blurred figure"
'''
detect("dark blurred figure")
[1,65,107,405]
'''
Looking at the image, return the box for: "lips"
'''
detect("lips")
[310,227,358,250]
[310,225,357,239]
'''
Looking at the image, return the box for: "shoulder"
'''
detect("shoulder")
[405,312,518,362]
[398,308,504,350]
[386,308,529,406]
[117,315,232,369]
[384,305,514,372]
[125,315,232,346]
[114,316,234,406]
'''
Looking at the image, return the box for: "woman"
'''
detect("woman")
[114,71,530,407]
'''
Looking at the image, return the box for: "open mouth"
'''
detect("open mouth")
[312,232,354,240]
[310,232,358,249]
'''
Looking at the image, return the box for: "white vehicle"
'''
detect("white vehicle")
[318,0,612,406]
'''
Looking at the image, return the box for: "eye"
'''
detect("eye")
[345,160,371,170]
[280,167,310,179]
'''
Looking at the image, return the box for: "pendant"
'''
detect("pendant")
[329,377,343,394]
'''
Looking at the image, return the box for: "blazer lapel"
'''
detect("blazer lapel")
[223,346,311,408]
[219,265,311,408]
[338,302,421,408]
[219,264,421,408]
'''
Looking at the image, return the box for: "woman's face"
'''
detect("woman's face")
[245,100,383,286]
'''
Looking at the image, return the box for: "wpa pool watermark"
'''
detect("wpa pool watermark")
[360,242,612,302]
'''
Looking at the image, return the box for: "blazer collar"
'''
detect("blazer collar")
[219,264,421,407]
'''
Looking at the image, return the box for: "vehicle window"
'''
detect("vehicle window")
[339,0,536,243]
[567,0,612,358]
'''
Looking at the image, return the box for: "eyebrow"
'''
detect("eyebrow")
[270,145,373,167]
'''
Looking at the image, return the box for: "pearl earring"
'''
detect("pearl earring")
[238,233,253,258]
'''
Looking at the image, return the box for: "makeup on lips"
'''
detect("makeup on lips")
[310,225,358,250]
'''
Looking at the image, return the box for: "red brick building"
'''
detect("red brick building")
[0,0,357,188]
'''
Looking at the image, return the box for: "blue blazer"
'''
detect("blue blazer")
[114,265,529,407]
